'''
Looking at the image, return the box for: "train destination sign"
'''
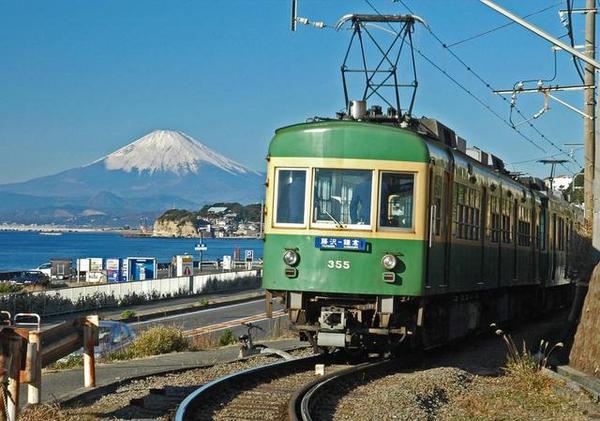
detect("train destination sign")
[315,237,366,251]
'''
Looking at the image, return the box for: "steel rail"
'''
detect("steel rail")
[174,353,322,421]
[289,358,396,421]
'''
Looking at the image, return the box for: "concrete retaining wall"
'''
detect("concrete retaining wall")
[35,270,259,302]
[0,270,261,317]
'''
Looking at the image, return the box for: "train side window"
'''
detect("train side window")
[517,205,532,246]
[489,196,500,243]
[501,198,512,243]
[539,208,546,250]
[453,183,480,240]
[558,217,565,251]
[274,168,307,226]
[379,172,415,229]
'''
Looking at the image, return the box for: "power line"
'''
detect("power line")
[446,2,562,48]
[361,1,580,170]
[566,0,586,83]
[393,0,580,172]
[415,48,546,153]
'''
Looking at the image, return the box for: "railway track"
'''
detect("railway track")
[289,358,399,421]
[174,353,401,421]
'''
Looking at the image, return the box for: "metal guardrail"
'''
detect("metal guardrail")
[0,313,99,420]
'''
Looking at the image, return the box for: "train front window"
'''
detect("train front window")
[312,169,372,227]
[379,172,414,229]
[275,169,307,225]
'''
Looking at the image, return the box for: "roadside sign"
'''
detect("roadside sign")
[223,255,232,271]
[244,250,254,270]
[176,255,194,277]
[77,258,90,272]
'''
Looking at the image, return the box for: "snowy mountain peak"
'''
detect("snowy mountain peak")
[100,130,253,175]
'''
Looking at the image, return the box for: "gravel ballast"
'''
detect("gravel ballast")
[57,348,314,420]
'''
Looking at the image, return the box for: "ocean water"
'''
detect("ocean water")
[0,231,263,271]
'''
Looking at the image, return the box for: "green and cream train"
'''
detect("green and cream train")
[262,116,578,350]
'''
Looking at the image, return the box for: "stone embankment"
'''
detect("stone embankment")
[570,264,600,378]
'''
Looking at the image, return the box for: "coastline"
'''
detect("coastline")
[0,224,125,234]
[0,225,262,240]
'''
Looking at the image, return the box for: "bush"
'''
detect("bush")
[128,326,189,357]
[120,309,136,319]
[218,329,235,346]
[198,297,210,307]
[0,283,23,294]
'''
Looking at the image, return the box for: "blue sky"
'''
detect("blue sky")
[0,0,589,183]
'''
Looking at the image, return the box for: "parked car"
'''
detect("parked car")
[33,262,52,278]
[10,271,49,285]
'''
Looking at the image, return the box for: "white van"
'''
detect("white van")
[34,262,52,278]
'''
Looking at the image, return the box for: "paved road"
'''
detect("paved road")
[130,298,286,341]
[42,289,266,326]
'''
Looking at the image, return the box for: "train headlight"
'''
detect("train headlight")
[283,250,299,266]
[381,254,398,270]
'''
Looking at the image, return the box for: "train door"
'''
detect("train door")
[499,190,514,287]
[531,204,540,283]
[484,190,501,288]
[538,201,548,283]
[551,212,557,282]
[426,167,449,289]
[513,198,518,282]
[480,186,487,286]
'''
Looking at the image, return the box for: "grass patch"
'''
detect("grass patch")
[189,332,219,350]
[446,372,588,420]
[47,354,84,370]
[107,325,189,361]
[198,297,210,307]
[441,327,590,420]
[18,403,70,421]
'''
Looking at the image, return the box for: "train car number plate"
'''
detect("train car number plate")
[315,237,366,251]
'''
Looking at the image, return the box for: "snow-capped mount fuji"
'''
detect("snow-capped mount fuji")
[0,130,264,225]
[99,130,255,176]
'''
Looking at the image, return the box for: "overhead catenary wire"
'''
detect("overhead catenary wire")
[446,2,562,48]
[415,49,546,154]
[363,0,555,155]
[360,1,582,171]
[390,0,581,173]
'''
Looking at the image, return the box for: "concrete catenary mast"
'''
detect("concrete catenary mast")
[481,0,600,250]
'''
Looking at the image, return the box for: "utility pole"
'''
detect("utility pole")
[481,0,600,249]
[584,0,596,229]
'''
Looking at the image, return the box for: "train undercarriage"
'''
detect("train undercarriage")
[268,284,573,352]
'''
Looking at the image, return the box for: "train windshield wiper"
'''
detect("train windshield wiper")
[323,209,345,228]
